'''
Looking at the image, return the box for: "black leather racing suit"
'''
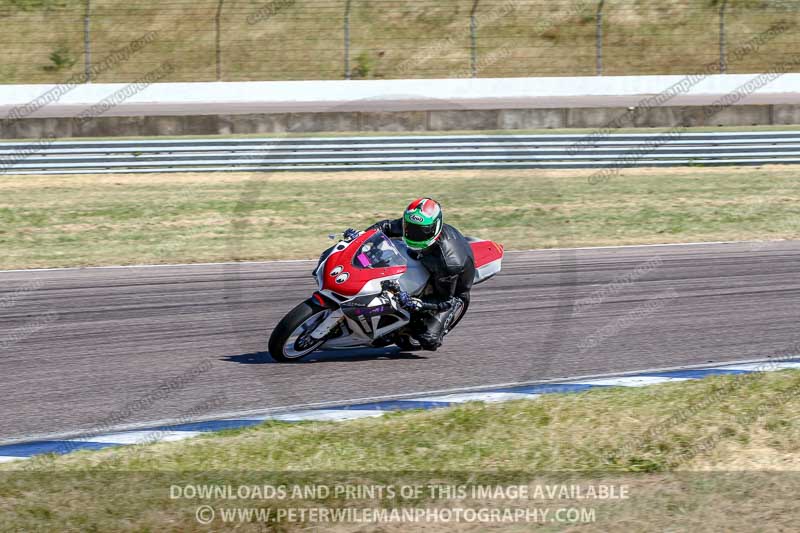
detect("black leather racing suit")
[369,219,475,350]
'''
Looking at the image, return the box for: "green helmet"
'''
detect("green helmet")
[402,198,443,250]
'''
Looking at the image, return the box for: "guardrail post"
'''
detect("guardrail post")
[719,0,728,73]
[215,0,225,81]
[344,0,352,79]
[83,0,91,82]
[470,0,480,78]
[595,0,604,76]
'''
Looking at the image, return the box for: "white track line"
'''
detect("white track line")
[569,376,691,387]
[76,430,205,445]
[412,392,538,403]
[263,410,387,422]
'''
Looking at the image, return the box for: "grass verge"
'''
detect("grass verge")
[2,165,800,269]
[2,370,800,531]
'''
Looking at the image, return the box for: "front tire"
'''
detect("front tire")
[268,300,330,363]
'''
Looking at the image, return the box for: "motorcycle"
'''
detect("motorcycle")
[268,229,504,362]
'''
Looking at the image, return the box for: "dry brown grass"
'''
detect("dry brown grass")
[1,0,798,83]
[0,163,792,189]
[2,165,800,269]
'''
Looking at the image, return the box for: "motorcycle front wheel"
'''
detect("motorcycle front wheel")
[268,300,330,363]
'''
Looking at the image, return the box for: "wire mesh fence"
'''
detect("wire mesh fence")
[0,0,798,84]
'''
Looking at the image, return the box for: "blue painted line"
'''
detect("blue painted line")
[0,440,115,458]
[154,419,265,432]
[494,383,602,395]
[643,368,751,379]
[339,400,453,411]
[3,360,799,464]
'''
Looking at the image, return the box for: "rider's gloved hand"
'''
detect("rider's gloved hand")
[343,228,360,241]
[397,291,423,311]
[381,280,401,292]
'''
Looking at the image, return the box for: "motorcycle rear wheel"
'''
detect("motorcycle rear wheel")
[268,300,330,363]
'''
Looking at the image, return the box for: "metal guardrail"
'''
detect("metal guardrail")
[2,131,800,175]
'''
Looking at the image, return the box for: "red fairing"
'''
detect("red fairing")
[321,230,407,297]
[470,240,504,268]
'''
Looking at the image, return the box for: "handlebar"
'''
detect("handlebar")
[380,280,455,313]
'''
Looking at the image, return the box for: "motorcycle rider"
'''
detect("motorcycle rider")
[344,198,475,351]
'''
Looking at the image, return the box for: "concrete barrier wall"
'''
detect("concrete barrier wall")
[3,74,800,115]
[2,104,800,140]
[1,74,800,138]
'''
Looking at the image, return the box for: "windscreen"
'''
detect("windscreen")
[352,232,406,269]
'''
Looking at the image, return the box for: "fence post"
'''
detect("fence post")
[215,0,225,81]
[595,0,604,75]
[719,0,728,73]
[470,0,480,77]
[344,0,352,79]
[83,0,91,82]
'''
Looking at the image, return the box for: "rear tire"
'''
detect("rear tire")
[268,300,329,363]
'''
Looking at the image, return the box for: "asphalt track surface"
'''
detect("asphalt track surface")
[2,241,799,443]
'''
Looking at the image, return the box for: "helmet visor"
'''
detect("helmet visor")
[403,220,438,246]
